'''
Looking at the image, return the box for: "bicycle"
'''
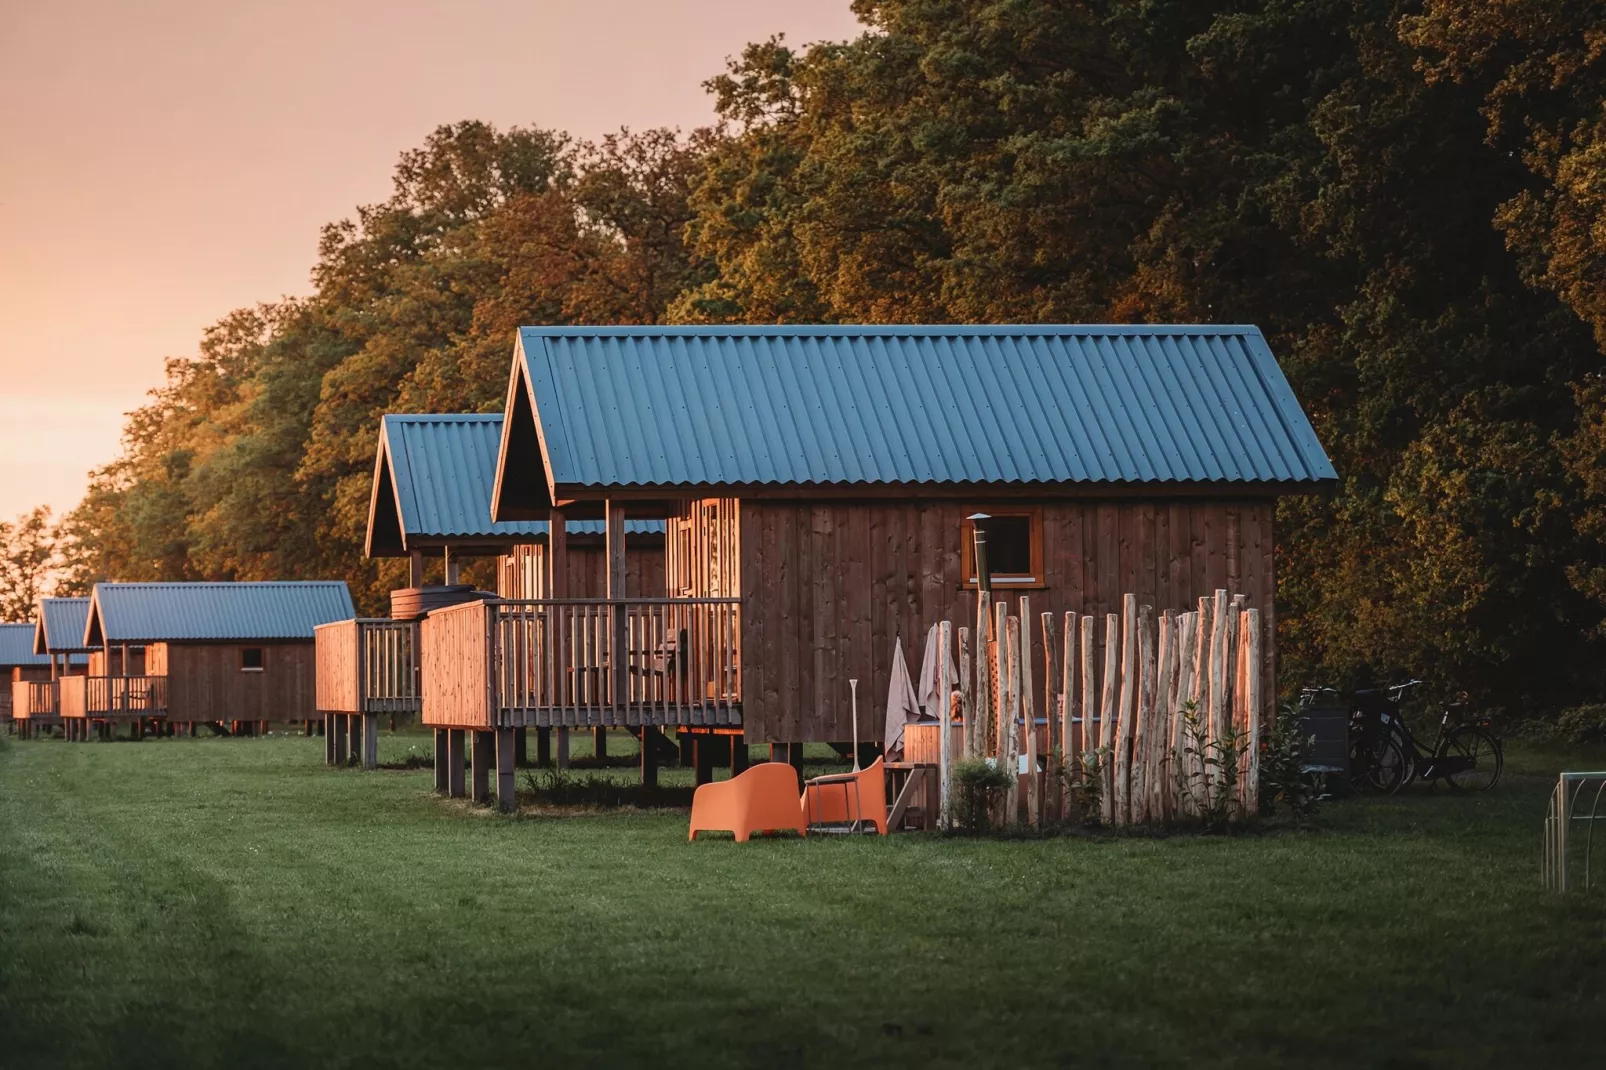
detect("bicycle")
[1299,685,1410,796]
[1366,680,1502,792]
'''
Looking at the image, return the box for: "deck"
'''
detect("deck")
[421,598,741,729]
[10,680,59,721]
[314,618,421,716]
[58,675,169,719]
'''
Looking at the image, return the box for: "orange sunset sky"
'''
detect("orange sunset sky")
[0,0,862,523]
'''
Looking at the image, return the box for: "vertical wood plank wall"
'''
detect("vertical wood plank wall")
[314,620,361,713]
[667,500,741,598]
[735,499,1276,743]
[419,602,492,728]
[157,642,317,723]
[87,648,146,677]
[496,540,666,599]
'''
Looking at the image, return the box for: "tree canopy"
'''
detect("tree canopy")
[34,1,1606,712]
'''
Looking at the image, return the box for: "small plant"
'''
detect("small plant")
[1258,702,1321,821]
[385,745,434,771]
[1062,746,1109,827]
[952,757,1014,834]
[1171,700,1250,832]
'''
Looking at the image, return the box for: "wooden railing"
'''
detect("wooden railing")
[60,675,168,717]
[90,675,168,715]
[11,680,58,719]
[421,598,742,729]
[315,618,421,715]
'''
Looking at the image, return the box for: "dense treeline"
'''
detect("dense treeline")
[21,0,1606,713]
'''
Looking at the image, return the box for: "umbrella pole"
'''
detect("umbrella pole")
[850,678,861,772]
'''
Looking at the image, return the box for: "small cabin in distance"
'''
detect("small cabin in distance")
[84,582,355,734]
[320,412,665,770]
[1,622,74,733]
[478,324,1335,767]
[13,597,93,731]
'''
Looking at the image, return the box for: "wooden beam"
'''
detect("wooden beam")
[447,729,466,798]
[606,499,626,716]
[434,729,449,793]
[547,508,567,598]
[444,546,461,586]
[408,550,424,589]
[495,726,517,813]
[641,726,661,789]
[362,713,378,770]
[471,730,493,804]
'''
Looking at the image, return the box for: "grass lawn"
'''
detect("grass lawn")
[1,729,1603,1069]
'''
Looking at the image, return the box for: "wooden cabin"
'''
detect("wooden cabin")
[432,324,1337,808]
[319,412,664,770]
[1,622,73,734]
[81,582,355,733]
[12,598,93,733]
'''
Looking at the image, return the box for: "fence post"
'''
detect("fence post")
[938,620,953,830]
[1100,613,1119,827]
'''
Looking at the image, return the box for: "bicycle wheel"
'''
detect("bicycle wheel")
[1443,727,1502,791]
[1350,736,1410,795]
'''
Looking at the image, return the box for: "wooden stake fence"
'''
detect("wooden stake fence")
[932,588,1270,829]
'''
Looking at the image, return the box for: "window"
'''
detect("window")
[961,509,1045,588]
[240,647,264,672]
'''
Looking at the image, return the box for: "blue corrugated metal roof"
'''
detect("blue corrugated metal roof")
[0,623,54,666]
[507,325,1335,497]
[85,582,356,645]
[369,413,662,555]
[36,597,92,654]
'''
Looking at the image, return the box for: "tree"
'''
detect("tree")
[0,508,59,621]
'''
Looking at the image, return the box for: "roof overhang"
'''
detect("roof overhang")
[492,336,559,522]
[365,420,407,557]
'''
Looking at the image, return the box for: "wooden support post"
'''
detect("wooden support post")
[1061,612,1077,818]
[323,714,335,764]
[471,730,493,804]
[556,727,570,770]
[938,619,953,829]
[973,592,992,759]
[408,550,424,590]
[957,626,972,761]
[434,729,449,794]
[771,742,805,791]
[694,735,717,786]
[536,726,551,767]
[606,499,627,719]
[1017,599,1038,828]
[1155,611,1176,823]
[1133,604,1155,825]
[447,729,466,798]
[1244,608,1263,817]
[514,726,528,767]
[343,712,358,763]
[444,546,460,587]
[731,735,749,775]
[593,726,607,759]
[1100,613,1119,826]
[1002,614,1021,825]
[640,726,661,789]
[495,726,516,813]
[362,714,378,770]
[677,732,695,768]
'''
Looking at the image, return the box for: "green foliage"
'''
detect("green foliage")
[951,755,1013,833]
[1065,746,1109,828]
[1258,703,1323,822]
[0,507,60,621]
[1555,704,1606,746]
[1171,701,1250,832]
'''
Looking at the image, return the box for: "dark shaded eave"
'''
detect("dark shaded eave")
[547,477,1338,506]
[365,424,407,557]
[491,339,558,522]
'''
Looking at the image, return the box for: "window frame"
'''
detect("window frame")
[239,647,265,673]
[960,507,1046,589]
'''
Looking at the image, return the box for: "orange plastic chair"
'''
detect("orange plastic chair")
[688,762,807,842]
[802,757,888,834]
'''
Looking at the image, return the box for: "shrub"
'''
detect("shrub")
[1258,702,1322,821]
[1556,704,1606,745]
[952,757,1014,834]
[1171,700,1250,832]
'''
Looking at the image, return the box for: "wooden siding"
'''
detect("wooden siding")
[497,542,665,599]
[10,679,58,720]
[420,601,492,728]
[668,500,740,597]
[736,499,1276,743]
[315,619,420,715]
[88,648,146,677]
[315,620,360,713]
[152,641,317,723]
